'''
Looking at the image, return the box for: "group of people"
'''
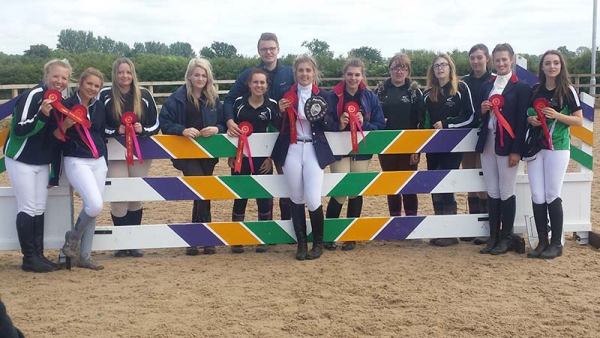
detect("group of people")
[3,32,582,272]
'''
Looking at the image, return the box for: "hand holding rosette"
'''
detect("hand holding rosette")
[234,122,254,174]
[489,94,514,147]
[121,112,142,166]
[344,102,365,153]
[281,91,300,144]
[533,98,553,150]
[71,104,98,159]
[44,90,92,128]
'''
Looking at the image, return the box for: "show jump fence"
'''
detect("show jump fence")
[0,59,595,251]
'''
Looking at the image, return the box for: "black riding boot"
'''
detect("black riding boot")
[127,209,144,257]
[231,212,245,254]
[291,202,308,260]
[324,198,343,250]
[480,196,501,254]
[491,195,516,255]
[540,198,563,259]
[342,197,362,251]
[33,214,60,270]
[528,202,549,258]
[255,210,272,253]
[111,213,130,257]
[307,206,324,260]
[16,212,53,272]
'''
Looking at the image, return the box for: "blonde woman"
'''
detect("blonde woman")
[421,54,475,247]
[4,59,72,272]
[99,57,159,257]
[159,57,225,256]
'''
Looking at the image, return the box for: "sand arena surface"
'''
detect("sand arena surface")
[0,117,599,337]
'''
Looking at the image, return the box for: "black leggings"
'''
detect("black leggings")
[231,157,273,220]
[179,158,218,222]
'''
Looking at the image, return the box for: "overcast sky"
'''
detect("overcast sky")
[0,0,597,57]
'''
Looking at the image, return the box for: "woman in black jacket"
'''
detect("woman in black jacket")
[99,57,159,258]
[228,68,280,254]
[375,53,422,218]
[272,54,336,261]
[3,59,72,272]
[476,43,532,255]
[159,57,226,256]
[421,54,475,247]
[58,68,108,270]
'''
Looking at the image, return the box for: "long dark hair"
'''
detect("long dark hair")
[538,50,573,107]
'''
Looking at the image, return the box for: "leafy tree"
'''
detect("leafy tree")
[132,42,146,55]
[169,42,196,58]
[349,46,383,63]
[57,29,95,53]
[24,44,51,58]
[144,41,169,55]
[199,47,216,59]
[557,46,576,58]
[301,39,334,58]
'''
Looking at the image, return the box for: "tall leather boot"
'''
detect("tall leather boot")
[279,198,291,221]
[307,206,324,260]
[127,209,144,257]
[527,201,549,258]
[255,210,271,253]
[186,201,201,256]
[33,214,59,270]
[480,196,501,254]
[231,212,246,254]
[491,195,516,255]
[200,211,217,255]
[540,198,563,259]
[429,200,445,245]
[342,197,363,251]
[112,213,130,257]
[436,201,459,247]
[324,198,343,250]
[16,212,53,273]
[291,202,308,261]
[468,196,481,214]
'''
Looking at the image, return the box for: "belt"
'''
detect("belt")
[297,139,312,143]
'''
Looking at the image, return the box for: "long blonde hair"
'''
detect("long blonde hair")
[110,57,142,121]
[184,58,218,108]
[343,58,369,87]
[426,54,458,103]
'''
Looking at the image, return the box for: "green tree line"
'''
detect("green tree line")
[1,30,598,91]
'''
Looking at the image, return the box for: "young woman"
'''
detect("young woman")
[272,54,336,261]
[461,44,493,233]
[324,58,385,251]
[58,68,108,270]
[99,58,159,258]
[421,54,475,247]
[3,59,71,272]
[228,69,279,254]
[476,43,532,255]
[159,57,225,256]
[525,50,582,259]
[374,53,422,218]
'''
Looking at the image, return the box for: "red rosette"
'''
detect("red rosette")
[70,104,87,120]
[234,122,255,174]
[345,102,362,153]
[281,91,299,144]
[44,90,92,128]
[489,94,514,146]
[121,111,142,165]
[44,89,62,103]
[121,111,137,125]
[239,121,253,136]
[532,98,553,150]
[283,92,298,106]
[489,94,505,108]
